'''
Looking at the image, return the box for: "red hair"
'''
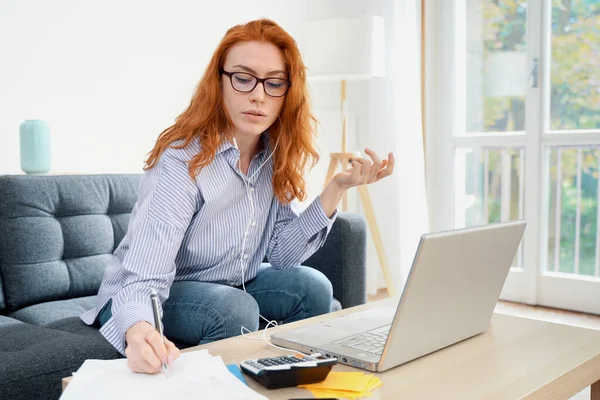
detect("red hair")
[144,19,319,203]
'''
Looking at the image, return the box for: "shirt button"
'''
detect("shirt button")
[251,221,256,226]
[243,255,249,260]
[250,187,255,192]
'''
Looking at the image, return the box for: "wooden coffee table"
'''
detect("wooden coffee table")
[63,298,600,399]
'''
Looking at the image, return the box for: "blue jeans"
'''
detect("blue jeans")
[98,264,333,347]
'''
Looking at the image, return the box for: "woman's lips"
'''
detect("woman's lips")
[242,112,267,122]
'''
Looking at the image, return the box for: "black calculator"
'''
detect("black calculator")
[239,354,338,389]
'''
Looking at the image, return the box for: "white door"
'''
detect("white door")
[428,0,600,313]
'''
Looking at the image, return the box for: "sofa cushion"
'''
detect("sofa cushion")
[0,314,23,328]
[0,315,120,400]
[0,174,141,311]
[0,285,5,315]
[332,298,342,312]
[0,249,4,312]
[8,296,96,326]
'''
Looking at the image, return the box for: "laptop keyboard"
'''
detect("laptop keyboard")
[333,325,391,355]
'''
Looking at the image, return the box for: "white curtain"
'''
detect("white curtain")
[360,0,429,296]
[297,0,429,296]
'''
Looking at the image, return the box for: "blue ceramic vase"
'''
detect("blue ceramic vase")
[20,119,51,174]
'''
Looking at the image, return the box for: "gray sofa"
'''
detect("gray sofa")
[0,173,367,400]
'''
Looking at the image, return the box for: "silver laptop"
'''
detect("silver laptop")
[271,221,526,372]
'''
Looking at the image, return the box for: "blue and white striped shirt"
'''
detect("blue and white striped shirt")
[80,134,336,353]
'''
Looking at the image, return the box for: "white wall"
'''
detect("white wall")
[1,0,413,294]
[0,1,342,198]
[0,0,305,174]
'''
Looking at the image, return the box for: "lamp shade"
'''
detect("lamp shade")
[304,16,386,81]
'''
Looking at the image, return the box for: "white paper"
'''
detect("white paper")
[60,350,267,400]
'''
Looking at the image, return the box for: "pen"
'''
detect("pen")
[150,288,168,377]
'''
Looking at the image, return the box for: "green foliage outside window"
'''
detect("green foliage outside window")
[476,1,600,273]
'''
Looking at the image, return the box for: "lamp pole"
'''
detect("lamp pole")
[341,79,348,210]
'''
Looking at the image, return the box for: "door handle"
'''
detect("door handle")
[530,57,539,88]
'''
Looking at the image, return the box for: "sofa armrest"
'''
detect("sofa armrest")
[304,212,367,309]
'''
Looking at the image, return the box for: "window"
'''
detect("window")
[429,0,600,312]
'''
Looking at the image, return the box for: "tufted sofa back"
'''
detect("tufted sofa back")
[0,174,141,313]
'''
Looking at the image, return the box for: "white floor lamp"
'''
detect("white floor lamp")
[305,16,395,296]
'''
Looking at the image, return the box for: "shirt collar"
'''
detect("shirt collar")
[216,131,272,158]
[216,135,235,155]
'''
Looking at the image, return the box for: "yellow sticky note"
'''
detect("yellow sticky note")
[307,380,383,399]
[299,371,373,392]
[352,376,382,398]
[364,376,383,392]
[308,388,371,399]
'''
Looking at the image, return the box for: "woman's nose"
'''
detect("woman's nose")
[248,82,266,102]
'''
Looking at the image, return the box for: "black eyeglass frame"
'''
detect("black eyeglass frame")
[220,69,291,98]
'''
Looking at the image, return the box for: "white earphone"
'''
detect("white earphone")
[234,133,279,288]
[233,134,321,357]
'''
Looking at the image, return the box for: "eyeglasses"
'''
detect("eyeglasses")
[221,69,291,98]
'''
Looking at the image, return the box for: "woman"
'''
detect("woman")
[81,18,394,374]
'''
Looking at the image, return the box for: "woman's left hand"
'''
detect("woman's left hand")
[319,148,395,218]
[332,148,395,189]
